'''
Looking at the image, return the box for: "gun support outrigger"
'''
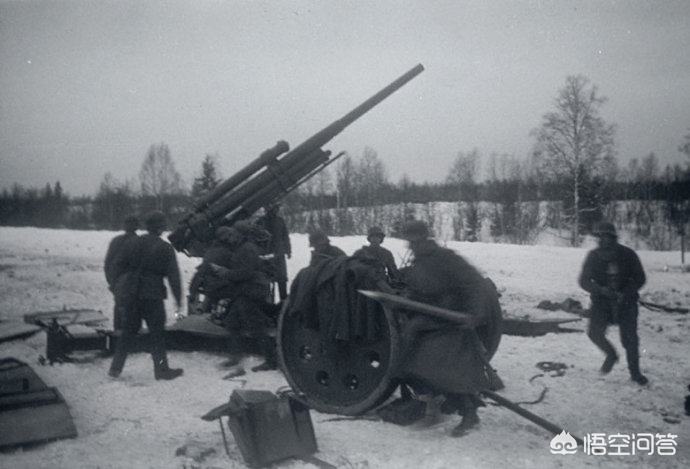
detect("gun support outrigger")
[168,63,425,257]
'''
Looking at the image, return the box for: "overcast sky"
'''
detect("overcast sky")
[1,0,689,196]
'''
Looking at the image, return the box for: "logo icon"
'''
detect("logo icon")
[550,430,578,455]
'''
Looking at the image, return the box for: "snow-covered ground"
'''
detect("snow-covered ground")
[0,226,688,469]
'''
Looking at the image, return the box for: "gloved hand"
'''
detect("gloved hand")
[174,302,184,321]
[598,286,617,299]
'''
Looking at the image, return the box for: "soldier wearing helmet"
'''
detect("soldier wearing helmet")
[394,219,494,437]
[579,220,648,385]
[205,222,276,372]
[189,226,242,309]
[308,229,346,266]
[109,210,184,381]
[352,226,400,285]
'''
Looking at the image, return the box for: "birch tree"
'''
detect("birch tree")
[531,75,616,245]
[139,142,183,211]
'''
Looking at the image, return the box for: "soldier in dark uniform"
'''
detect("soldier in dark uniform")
[104,215,139,331]
[108,210,184,381]
[196,226,242,306]
[308,229,346,266]
[579,221,648,385]
[209,223,276,372]
[398,220,492,437]
[257,204,292,300]
[352,226,401,285]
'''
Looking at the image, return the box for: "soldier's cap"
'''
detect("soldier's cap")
[215,226,238,243]
[593,221,617,238]
[367,226,385,239]
[400,220,430,241]
[144,210,166,231]
[123,215,139,232]
[309,229,328,247]
[232,220,253,236]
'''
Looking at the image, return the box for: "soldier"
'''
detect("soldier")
[308,229,346,266]
[352,226,401,285]
[257,204,292,300]
[104,215,139,331]
[209,222,277,372]
[196,226,242,307]
[398,219,493,437]
[108,210,184,381]
[579,221,648,385]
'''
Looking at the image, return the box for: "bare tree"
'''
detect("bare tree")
[446,149,481,240]
[94,172,136,229]
[679,128,690,173]
[139,142,183,211]
[531,75,617,245]
[446,149,480,187]
[335,154,355,209]
[354,147,388,206]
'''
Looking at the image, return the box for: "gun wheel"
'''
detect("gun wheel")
[277,301,400,415]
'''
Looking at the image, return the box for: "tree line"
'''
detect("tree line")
[1,75,689,250]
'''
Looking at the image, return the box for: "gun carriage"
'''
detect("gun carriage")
[169,63,425,315]
[169,64,503,418]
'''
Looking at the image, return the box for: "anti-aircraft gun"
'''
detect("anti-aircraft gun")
[168,63,425,259]
[182,65,574,446]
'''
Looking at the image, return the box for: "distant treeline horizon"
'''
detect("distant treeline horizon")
[1,166,688,252]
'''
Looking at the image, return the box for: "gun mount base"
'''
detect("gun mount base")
[277,301,400,416]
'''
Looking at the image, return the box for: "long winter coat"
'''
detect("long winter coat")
[400,239,493,395]
[112,233,182,305]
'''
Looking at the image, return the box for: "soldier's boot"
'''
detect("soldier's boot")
[219,335,244,369]
[251,336,278,372]
[600,352,619,374]
[152,350,183,381]
[451,408,480,437]
[588,325,618,374]
[108,333,131,378]
[626,350,648,385]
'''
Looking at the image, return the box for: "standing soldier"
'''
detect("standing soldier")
[258,204,292,300]
[353,226,401,285]
[579,221,648,385]
[108,210,184,381]
[104,215,139,331]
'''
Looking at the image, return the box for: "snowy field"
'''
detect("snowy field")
[0,226,688,469]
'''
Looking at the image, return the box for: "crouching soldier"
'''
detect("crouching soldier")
[209,222,277,372]
[393,220,498,437]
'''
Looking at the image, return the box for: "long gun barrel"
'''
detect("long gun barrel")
[169,64,424,256]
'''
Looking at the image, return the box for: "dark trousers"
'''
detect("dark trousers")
[222,296,276,364]
[110,298,169,374]
[277,281,288,300]
[112,297,126,331]
[587,299,642,376]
